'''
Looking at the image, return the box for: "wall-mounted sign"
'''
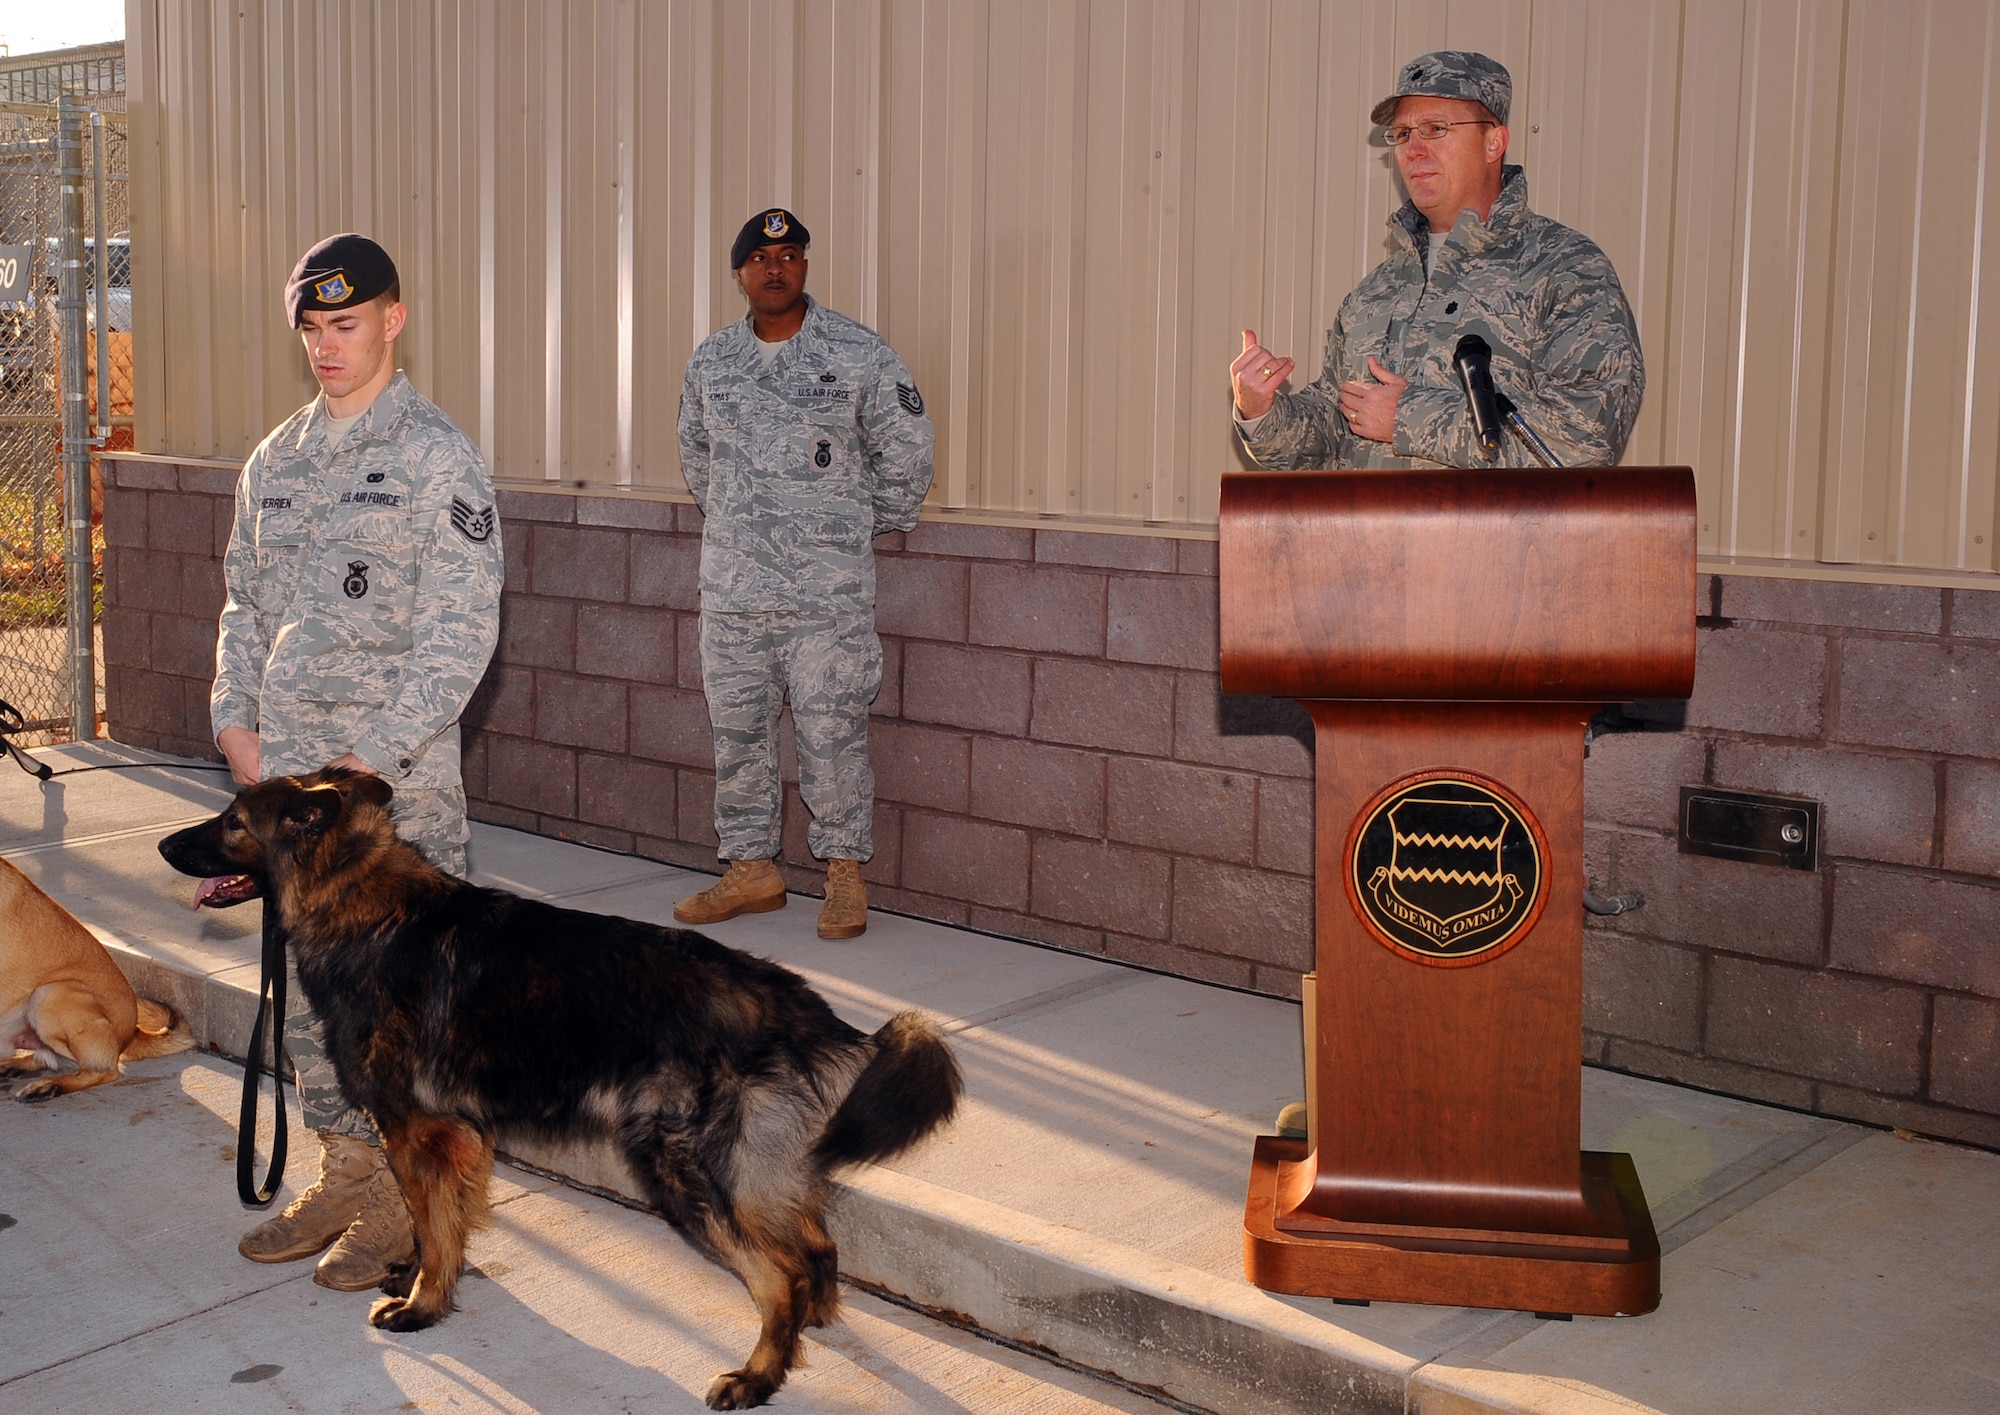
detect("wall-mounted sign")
[0,245,30,302]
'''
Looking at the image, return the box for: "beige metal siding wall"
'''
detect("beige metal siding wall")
[125,0,2000,573]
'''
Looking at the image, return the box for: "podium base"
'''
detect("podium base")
[1244,1138,1661,1316]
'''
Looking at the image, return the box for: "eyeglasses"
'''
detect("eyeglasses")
[1384,120,1495,146]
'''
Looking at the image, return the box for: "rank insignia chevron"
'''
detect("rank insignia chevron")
[450,496,496,543]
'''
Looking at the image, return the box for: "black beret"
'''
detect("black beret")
[730,209,811,269]
[286,233,399,328]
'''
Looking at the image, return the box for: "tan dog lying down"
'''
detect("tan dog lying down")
[0,856,193,1100]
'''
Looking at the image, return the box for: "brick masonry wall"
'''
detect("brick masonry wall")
[1583,578,2000,1148]
[462,489,1317,997]
[100,460,2000,1147]
[98,459,239,760]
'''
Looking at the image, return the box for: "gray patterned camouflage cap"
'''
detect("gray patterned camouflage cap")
[1371,50,1512,127]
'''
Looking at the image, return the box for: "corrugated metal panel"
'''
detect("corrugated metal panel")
[126,0,2000,572]
[1824,1,2000,571]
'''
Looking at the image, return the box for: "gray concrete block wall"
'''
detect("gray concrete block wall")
[99,466,2000,1146]
[1586,574,2000,1148]
[100,461,230,762]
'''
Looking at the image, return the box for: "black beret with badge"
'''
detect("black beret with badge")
[730,208,812,269]
[285,233,400,328]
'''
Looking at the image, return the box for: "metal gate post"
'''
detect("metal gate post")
[91,110,112,442]
[57,94,95,741]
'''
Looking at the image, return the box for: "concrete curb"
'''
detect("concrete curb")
[830,1164,1414,1415]
[478,1134,1421,1415]
[1411,1366,1665,1415]
[102,935,266,1061]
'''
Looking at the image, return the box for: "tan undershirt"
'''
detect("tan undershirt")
[322,407,365,452]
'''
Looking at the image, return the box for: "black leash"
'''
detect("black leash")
[237,908,290,1206]
[0,699,233,781]
[0,700,53,780]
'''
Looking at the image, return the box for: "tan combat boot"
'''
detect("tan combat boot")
[238,1130,377,1263]
[817,858,868,939]
[315,1160,419,1290]
[673,858,787,924]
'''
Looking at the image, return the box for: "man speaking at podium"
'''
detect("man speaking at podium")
[1232,51,1643,471]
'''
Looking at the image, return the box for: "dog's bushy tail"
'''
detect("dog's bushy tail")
[815,1011,961,1169]
[123,999,196,1061]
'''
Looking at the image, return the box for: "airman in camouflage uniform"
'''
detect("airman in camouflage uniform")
[1234,51,1644,472]
[211,233,502,1289]
[675,209,934,939]
[215,371,501,870]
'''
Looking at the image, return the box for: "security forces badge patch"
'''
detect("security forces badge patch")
[1345,770,1547,967]
[763,210,790,240]
[314,272,354,304]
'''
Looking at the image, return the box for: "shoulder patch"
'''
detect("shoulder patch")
[450,496,496,544]
[896,382,925,416]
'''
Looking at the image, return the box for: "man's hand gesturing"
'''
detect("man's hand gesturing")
[1338,357,1408,443]
[1231,329,1295,420]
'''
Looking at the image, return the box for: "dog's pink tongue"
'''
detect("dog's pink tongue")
[194,874,250,910]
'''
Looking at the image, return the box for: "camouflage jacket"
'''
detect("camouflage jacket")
[677,296,935,612]
[212,372,503,786]
[1242,166,1644,470]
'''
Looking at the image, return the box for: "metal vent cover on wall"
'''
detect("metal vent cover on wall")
[1678,787,1820,871]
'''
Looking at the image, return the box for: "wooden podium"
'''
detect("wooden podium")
[1220,468,1696,1317]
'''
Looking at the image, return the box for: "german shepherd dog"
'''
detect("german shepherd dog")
[158,770,960,1410]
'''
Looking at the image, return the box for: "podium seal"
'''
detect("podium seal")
[1346,770,1549,967]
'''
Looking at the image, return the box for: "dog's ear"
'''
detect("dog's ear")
[281,783,344,837]
[309,765,393,811]
[347,773,395,811]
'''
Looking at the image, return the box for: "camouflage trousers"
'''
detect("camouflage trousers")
[701,607,882,862]
[282,784,468,1140]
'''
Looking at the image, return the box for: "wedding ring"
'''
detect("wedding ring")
[1259,365,1274,378]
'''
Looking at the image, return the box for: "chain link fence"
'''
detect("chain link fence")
[0,100,126,744]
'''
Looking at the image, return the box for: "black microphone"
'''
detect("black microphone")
[1452,334,1504,459]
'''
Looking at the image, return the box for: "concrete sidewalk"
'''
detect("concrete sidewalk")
[4,741,1996,1415]
[1,1054,1174,1413]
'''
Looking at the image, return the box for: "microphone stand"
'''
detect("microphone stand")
[1492,392,1562,469]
